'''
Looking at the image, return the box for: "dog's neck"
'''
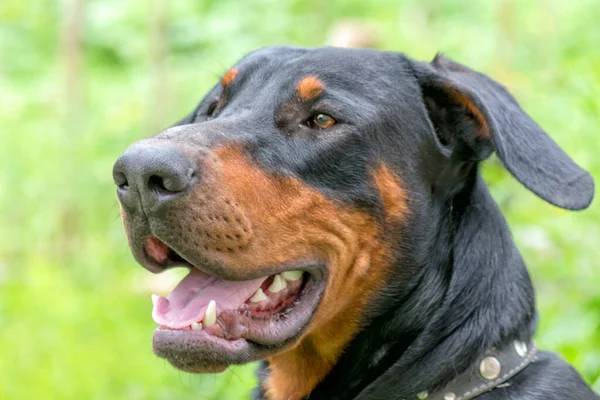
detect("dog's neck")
[256,174,537,400]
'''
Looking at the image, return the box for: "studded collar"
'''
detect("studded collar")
[413,340,538,400]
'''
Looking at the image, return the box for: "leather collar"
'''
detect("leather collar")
[413,340,538,400]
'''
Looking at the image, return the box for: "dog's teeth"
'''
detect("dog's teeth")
[191,322,203,331]
[203,300,217,327]
[268,274,287,293]
[151,294,159,306]
[249,288,268,303]
[281,270,303,281]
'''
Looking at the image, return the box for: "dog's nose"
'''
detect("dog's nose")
[113,142,196,210]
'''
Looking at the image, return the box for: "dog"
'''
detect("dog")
[113,46,598,399]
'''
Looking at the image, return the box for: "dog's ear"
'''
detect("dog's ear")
[412,54,594,210]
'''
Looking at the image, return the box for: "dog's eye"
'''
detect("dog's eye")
[207,101,218,117]
[307,113,336,130]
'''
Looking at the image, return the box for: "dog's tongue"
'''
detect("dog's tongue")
[152,268,267,329]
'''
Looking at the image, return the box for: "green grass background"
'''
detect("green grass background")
[1,0,599,398]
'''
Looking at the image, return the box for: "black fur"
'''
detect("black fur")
[165,47,596,399]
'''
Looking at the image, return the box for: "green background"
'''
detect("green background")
[1,0,598,398]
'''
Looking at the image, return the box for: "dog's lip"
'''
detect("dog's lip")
[154,327,248,348]
[137,235,189,273]
[152,328,248,370]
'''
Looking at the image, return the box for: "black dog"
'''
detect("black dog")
[113,47,598,399]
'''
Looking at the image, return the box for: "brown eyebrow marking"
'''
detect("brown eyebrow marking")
[221,68,239,87]
[297,76,324,100]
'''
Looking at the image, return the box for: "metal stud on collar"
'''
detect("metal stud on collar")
[408,341,536,400]
[514,340,527,357]
[479,356,501,380]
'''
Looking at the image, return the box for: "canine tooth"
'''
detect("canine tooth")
[151,294,159,306]
[249,288,268,303]
[191,322,203,331]
[281,270,303,281]
[268,274,287,293]
[203,300,217,327]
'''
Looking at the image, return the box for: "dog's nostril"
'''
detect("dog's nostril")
[113,171,129,189]
[147,167,195,194]
[148,175,169,193]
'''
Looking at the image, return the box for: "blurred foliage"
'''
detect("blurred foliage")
[0,0,599,398]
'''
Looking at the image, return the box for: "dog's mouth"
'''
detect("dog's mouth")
[143,236,327,371]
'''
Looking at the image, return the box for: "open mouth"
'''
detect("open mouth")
[144,236,326,368]
[151,263,309,333]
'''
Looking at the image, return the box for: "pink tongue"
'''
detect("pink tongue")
[152,268,268,329]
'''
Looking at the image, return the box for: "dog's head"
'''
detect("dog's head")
[113,46,593,394]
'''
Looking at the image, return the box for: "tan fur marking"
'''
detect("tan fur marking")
[221,68,238,87]
[372,165,408,220]
[296,76,324,100]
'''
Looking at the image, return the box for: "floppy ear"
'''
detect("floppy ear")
[412,54,594,210]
